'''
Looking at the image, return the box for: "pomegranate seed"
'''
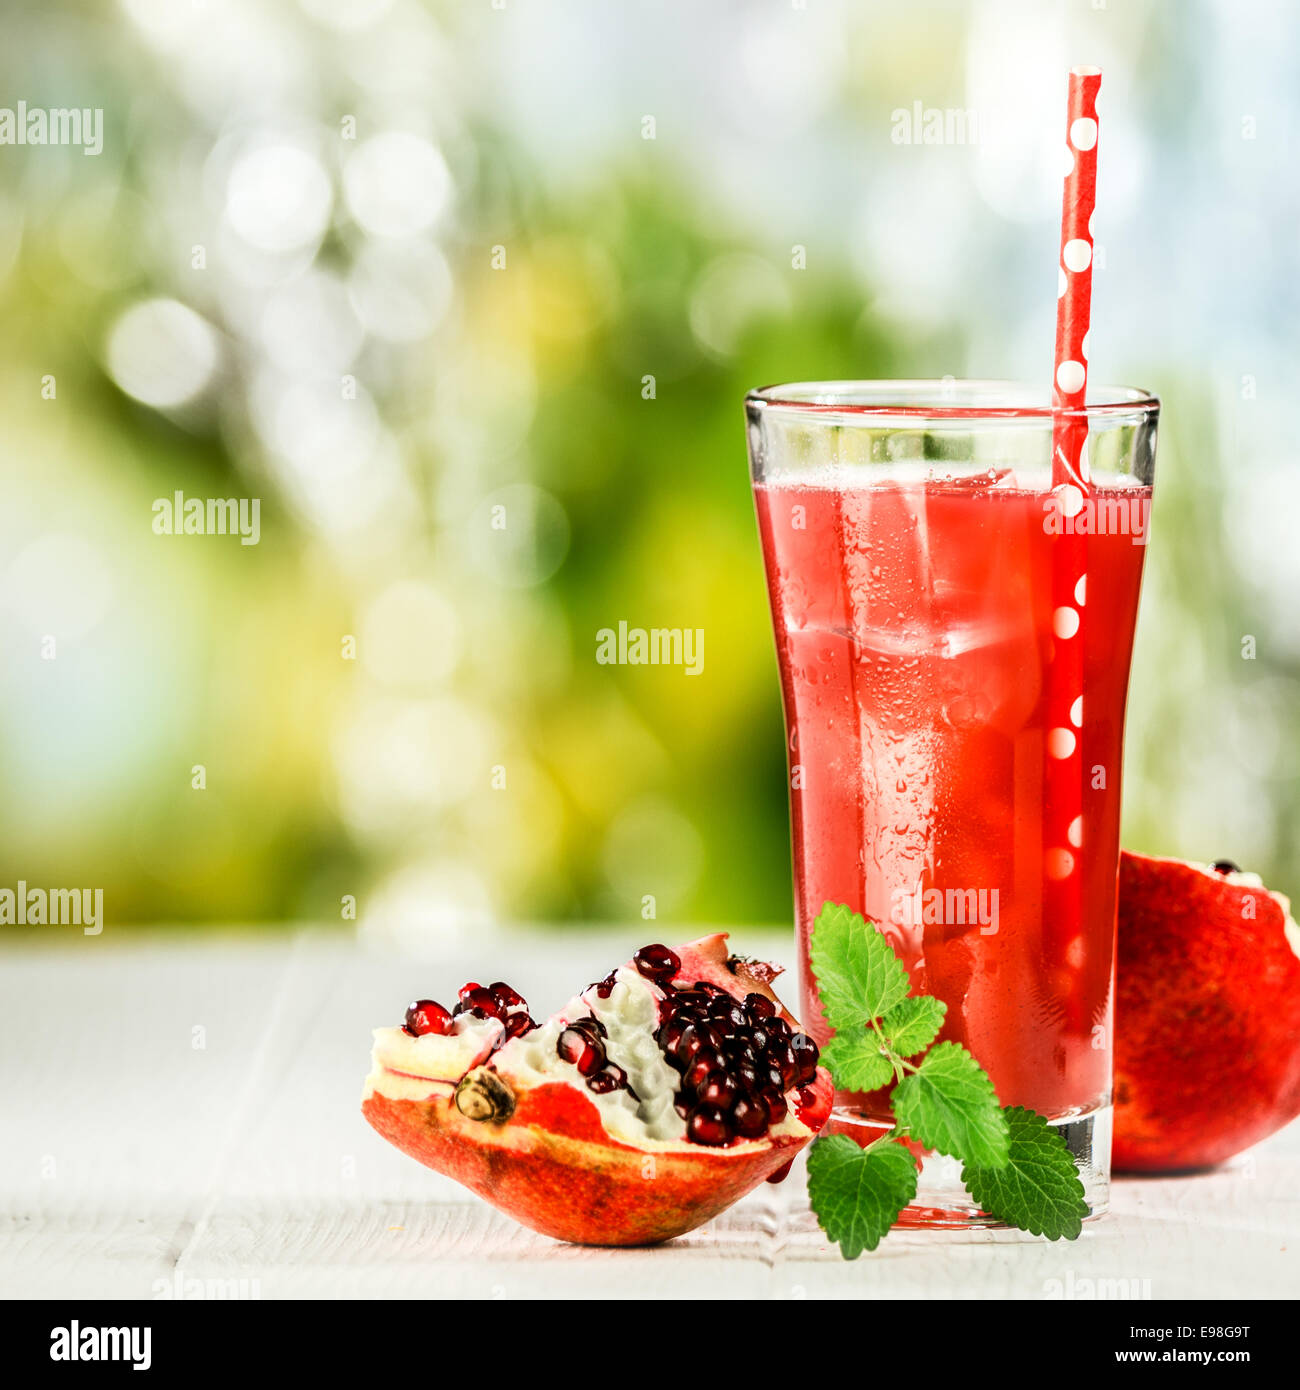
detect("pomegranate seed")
[457,985,505,1020]
[748,1025,770,1053]
[669,990,711,1014]
[677,1023,724,1063]
[699,1073,739,1109]
[767,1042,798,1090]
[710,1001,748,1035]
[744,992,775,1019]
[590,971,619,999]
[687,1104,734,1146]
[693,981,725,996]
[702,1021,729,1049]
[674,1024,704,1062]
[404,999,454,1037]
[766,1016,792,1040]
[790,1033,820,1084]
[734,1061,760,1095]
[727,1041,759,1071]
[657,1017,689,1056]
[502,1012,536,1040]
[671,1008,708,1030]
[633,944,681,983]
[761,1063,786,1093]
[587,1064,627,1095]
[569,1015,607,1040]
[577,1046,608,1077]
[764,1090,788,1124]
[489,981,526,1010]
[683,1050,726,1094]
[557,1027,606,1077]
[732,1094,769,1138]
[674,1096,692,1119]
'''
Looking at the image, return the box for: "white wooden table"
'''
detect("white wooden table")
[3,929,1296,1299]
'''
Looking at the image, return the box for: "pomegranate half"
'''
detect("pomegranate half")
[362,934,833,1245]
[1115,851,1300,1172]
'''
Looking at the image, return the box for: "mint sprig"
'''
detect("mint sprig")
[804,902,1088,1253]
[820,1031,896,1093]
[806,1133,918,1258]
[810,901,911,1024]
[962,1106,1088,1241]
[893,1041,1009,1167]
[878,995,946,1058]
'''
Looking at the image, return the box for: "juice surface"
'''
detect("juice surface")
[754,474,1151,1119]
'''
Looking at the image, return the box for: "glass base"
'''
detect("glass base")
[827,1103,1111,1230]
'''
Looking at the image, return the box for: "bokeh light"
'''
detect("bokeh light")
[343,132,452,239]
[105,299,220,409]
[226,144,333,254]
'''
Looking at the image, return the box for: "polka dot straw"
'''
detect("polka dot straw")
[1047,67,1100,1016]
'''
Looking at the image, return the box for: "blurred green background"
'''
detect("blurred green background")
[1,0,1296,940]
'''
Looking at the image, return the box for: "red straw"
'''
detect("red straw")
[1045,67,1100,1020]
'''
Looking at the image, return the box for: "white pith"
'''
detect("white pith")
[498,966,688,1144]
[364,1012,503,1102]
[364,963,815,1152]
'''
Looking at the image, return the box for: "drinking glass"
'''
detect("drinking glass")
[746,380,1159,1225]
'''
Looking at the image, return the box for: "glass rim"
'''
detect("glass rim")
[746,379,1159,422]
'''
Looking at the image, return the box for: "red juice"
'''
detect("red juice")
[754,474,1151,1121]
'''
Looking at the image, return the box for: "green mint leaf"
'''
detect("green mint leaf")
[807,1133,918,1259]
[892,1041,1010,1167]
[820,1031,896,1092]
[961,1106,1088,1240]
[879,995,947,1058]
[810,902,910,1028]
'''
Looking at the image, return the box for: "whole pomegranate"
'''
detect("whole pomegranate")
[362,934,833,1245]
[1115,851,1300,1172]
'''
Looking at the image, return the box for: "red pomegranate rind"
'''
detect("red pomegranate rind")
[1115,851,1300,1173]
[363,1080,825,1246]
[363,1091,810,1245]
